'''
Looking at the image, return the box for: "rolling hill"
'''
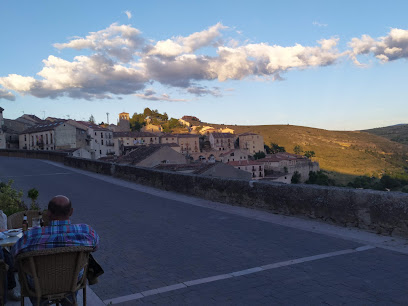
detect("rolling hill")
[363,124,408,145]
[210,124,408,184]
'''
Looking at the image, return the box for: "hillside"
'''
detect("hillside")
[210,124,408,184]
[363,124,408,145]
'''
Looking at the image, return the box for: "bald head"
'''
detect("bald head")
[48,195,73,220]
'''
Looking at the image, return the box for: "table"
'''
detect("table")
[0,233,22,247]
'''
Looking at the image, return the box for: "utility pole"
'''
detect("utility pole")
[106,112,109,125]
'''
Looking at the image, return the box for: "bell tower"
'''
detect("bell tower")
[118,112,130,132]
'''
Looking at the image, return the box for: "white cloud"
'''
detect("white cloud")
[125,10,132,19]
[53,23,143,62]
[0,88,15,101]
[135,89,188,102]
[349,28,408,64]
[147,23,228,57]
[5,23,408,102]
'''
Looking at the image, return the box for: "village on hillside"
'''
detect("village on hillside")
[0,107,319,183]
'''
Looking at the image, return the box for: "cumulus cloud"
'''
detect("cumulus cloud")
[0,54,147,100]
[0,88,15,101]
[135,89,188,102]
[54,23,143,62]
[147,23,228,57]
[349,28,408,64]
[125,10,132,19]
[4,23,407,102]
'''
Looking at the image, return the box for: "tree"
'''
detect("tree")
[27,188,40,210]
[291,171,301,184]
[264,144,271,154]
[0,180,27,216]
[89,115,95,124]
[270,143,286,154]
[293,145,303,155]
[304,151,315,158]
[307,171,335,186]
[253,151,266,160]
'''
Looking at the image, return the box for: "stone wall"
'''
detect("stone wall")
[63,156,408,238]
[2,149,408,238]
[0,149,67,162]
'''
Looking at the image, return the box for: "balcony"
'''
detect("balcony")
[106,142,114,147]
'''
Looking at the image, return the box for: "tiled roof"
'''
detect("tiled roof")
[113,131,157,138]
[154,162,216,174]
[228,160,263,166]
[75,121,110,131]
[238,132,259,136]
[20,121,65,134]
[210,132,236,139]
[116,145,164,165]
[175,133,199,138]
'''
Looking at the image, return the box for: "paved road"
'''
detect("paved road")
[1,157,408,305]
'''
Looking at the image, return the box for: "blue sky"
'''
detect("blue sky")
[1,0,408,130]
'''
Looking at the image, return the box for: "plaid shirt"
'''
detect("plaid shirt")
[12,220,99,257]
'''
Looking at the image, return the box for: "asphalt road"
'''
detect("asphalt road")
[1,156,407,305]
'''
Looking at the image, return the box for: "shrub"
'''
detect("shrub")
[0,180,27,216]
[291,171,301,184]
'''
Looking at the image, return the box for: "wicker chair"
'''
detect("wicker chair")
[16,246,93,306]
[7,210,49,229]
[0,260,8,306]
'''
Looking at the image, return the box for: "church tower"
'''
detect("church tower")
[118,112,130,132]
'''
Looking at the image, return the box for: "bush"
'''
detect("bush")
[0,180,27,216]
[306,171,336,186]
[291,171,301,184]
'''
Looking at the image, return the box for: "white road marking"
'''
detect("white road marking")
[103,245,375,305]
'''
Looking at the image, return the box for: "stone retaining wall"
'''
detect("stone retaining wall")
[0,149,67,162]
[2,150,407,238]
[63,156,408,238]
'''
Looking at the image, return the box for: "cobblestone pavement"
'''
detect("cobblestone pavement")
[1,157,407,305]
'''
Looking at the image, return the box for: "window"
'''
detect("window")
[50,134,53,144]
[46,134,48,144]
[101,132,103,138]
[95,132,96,136]
[32,136,34,146]
[24,135,26,141]
[100,150,102,154]
[101,139,104,145]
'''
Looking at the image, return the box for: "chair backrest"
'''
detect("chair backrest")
[7,210,49,229]
[16,246,93,298]
[0,260,7,305]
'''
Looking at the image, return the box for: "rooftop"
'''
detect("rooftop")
[228,160,263,166]
[113,131,157,138]
[211,132,236,139]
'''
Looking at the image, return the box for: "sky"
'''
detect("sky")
[1,0,408,131]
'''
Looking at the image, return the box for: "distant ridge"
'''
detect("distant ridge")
[363,124,408,145]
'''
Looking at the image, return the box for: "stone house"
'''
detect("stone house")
[19,121,88,152]
[238,132,265,155]
[141,124,163,134]
[176,134,200,155]
[257,152,320,183]
[219,149,248,163]
[113,131,159,156]
[118,112,130,132]
[228,160,265,179]
[209,133,236,151]
[67,121,114,159]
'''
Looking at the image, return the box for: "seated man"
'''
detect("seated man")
[11,195,100,305]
